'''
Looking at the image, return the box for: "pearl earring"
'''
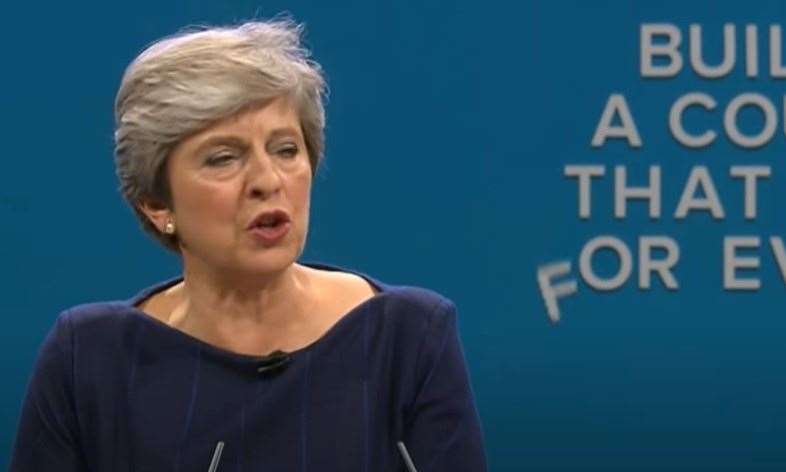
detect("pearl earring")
[164,220,176,234]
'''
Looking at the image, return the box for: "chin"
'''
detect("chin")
[239,245,300,275]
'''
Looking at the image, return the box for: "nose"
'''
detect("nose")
[245,147,283,200]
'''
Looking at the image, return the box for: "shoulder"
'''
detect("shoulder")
[46,300,144,362]
[307,260,460,348]
[366,281,459,347]
[29,301,134,388]
[308,261,453,310]
[380,284,455,318]
[58,300,134,331]
[302,261,458,329]
[55,276,180,334]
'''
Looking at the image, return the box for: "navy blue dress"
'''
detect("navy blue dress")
[9,263,487,471]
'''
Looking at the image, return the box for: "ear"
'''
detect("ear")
[137,199,173,234]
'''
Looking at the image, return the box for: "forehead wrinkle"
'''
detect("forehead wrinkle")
[267,127,303,140]
[192,135,247,155]
[186,98,302,155]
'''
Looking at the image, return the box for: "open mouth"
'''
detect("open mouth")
[248,210,290,229]
[254,214,286,229]
[247,210,291,242]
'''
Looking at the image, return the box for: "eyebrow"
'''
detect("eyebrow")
[192,127,303,156]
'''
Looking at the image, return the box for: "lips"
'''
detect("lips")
[246,209,292,244]
[246,209,291,230]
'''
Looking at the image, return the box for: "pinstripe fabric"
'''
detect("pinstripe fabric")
[9,263,487,471]
[299,351,311,472]
[362,311,370,472]
[237,405,245,472]
[174,347,202,472]
[123,321,143,472]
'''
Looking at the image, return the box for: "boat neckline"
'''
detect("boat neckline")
[119,261,389,362]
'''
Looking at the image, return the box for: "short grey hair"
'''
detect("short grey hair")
[113,19,326,252]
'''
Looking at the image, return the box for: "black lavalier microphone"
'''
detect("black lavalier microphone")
[256,350,291,375]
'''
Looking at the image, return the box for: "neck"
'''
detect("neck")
[169,259,316,354]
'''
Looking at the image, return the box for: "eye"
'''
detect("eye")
[276,144,299,159]
[205,153,238,167]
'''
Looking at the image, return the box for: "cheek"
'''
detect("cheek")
[173,178,238,228]
[293,174,312,216]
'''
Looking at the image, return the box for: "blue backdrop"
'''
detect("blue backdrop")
[2,1,786,470]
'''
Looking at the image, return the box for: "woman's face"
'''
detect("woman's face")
[151,96,312,277]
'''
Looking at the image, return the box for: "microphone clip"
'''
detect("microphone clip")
[256,350,291,375]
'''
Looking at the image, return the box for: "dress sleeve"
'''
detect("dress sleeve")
[9,311,88,471]
[401,300,488,471]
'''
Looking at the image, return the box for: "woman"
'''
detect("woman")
[10,19,487,471]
